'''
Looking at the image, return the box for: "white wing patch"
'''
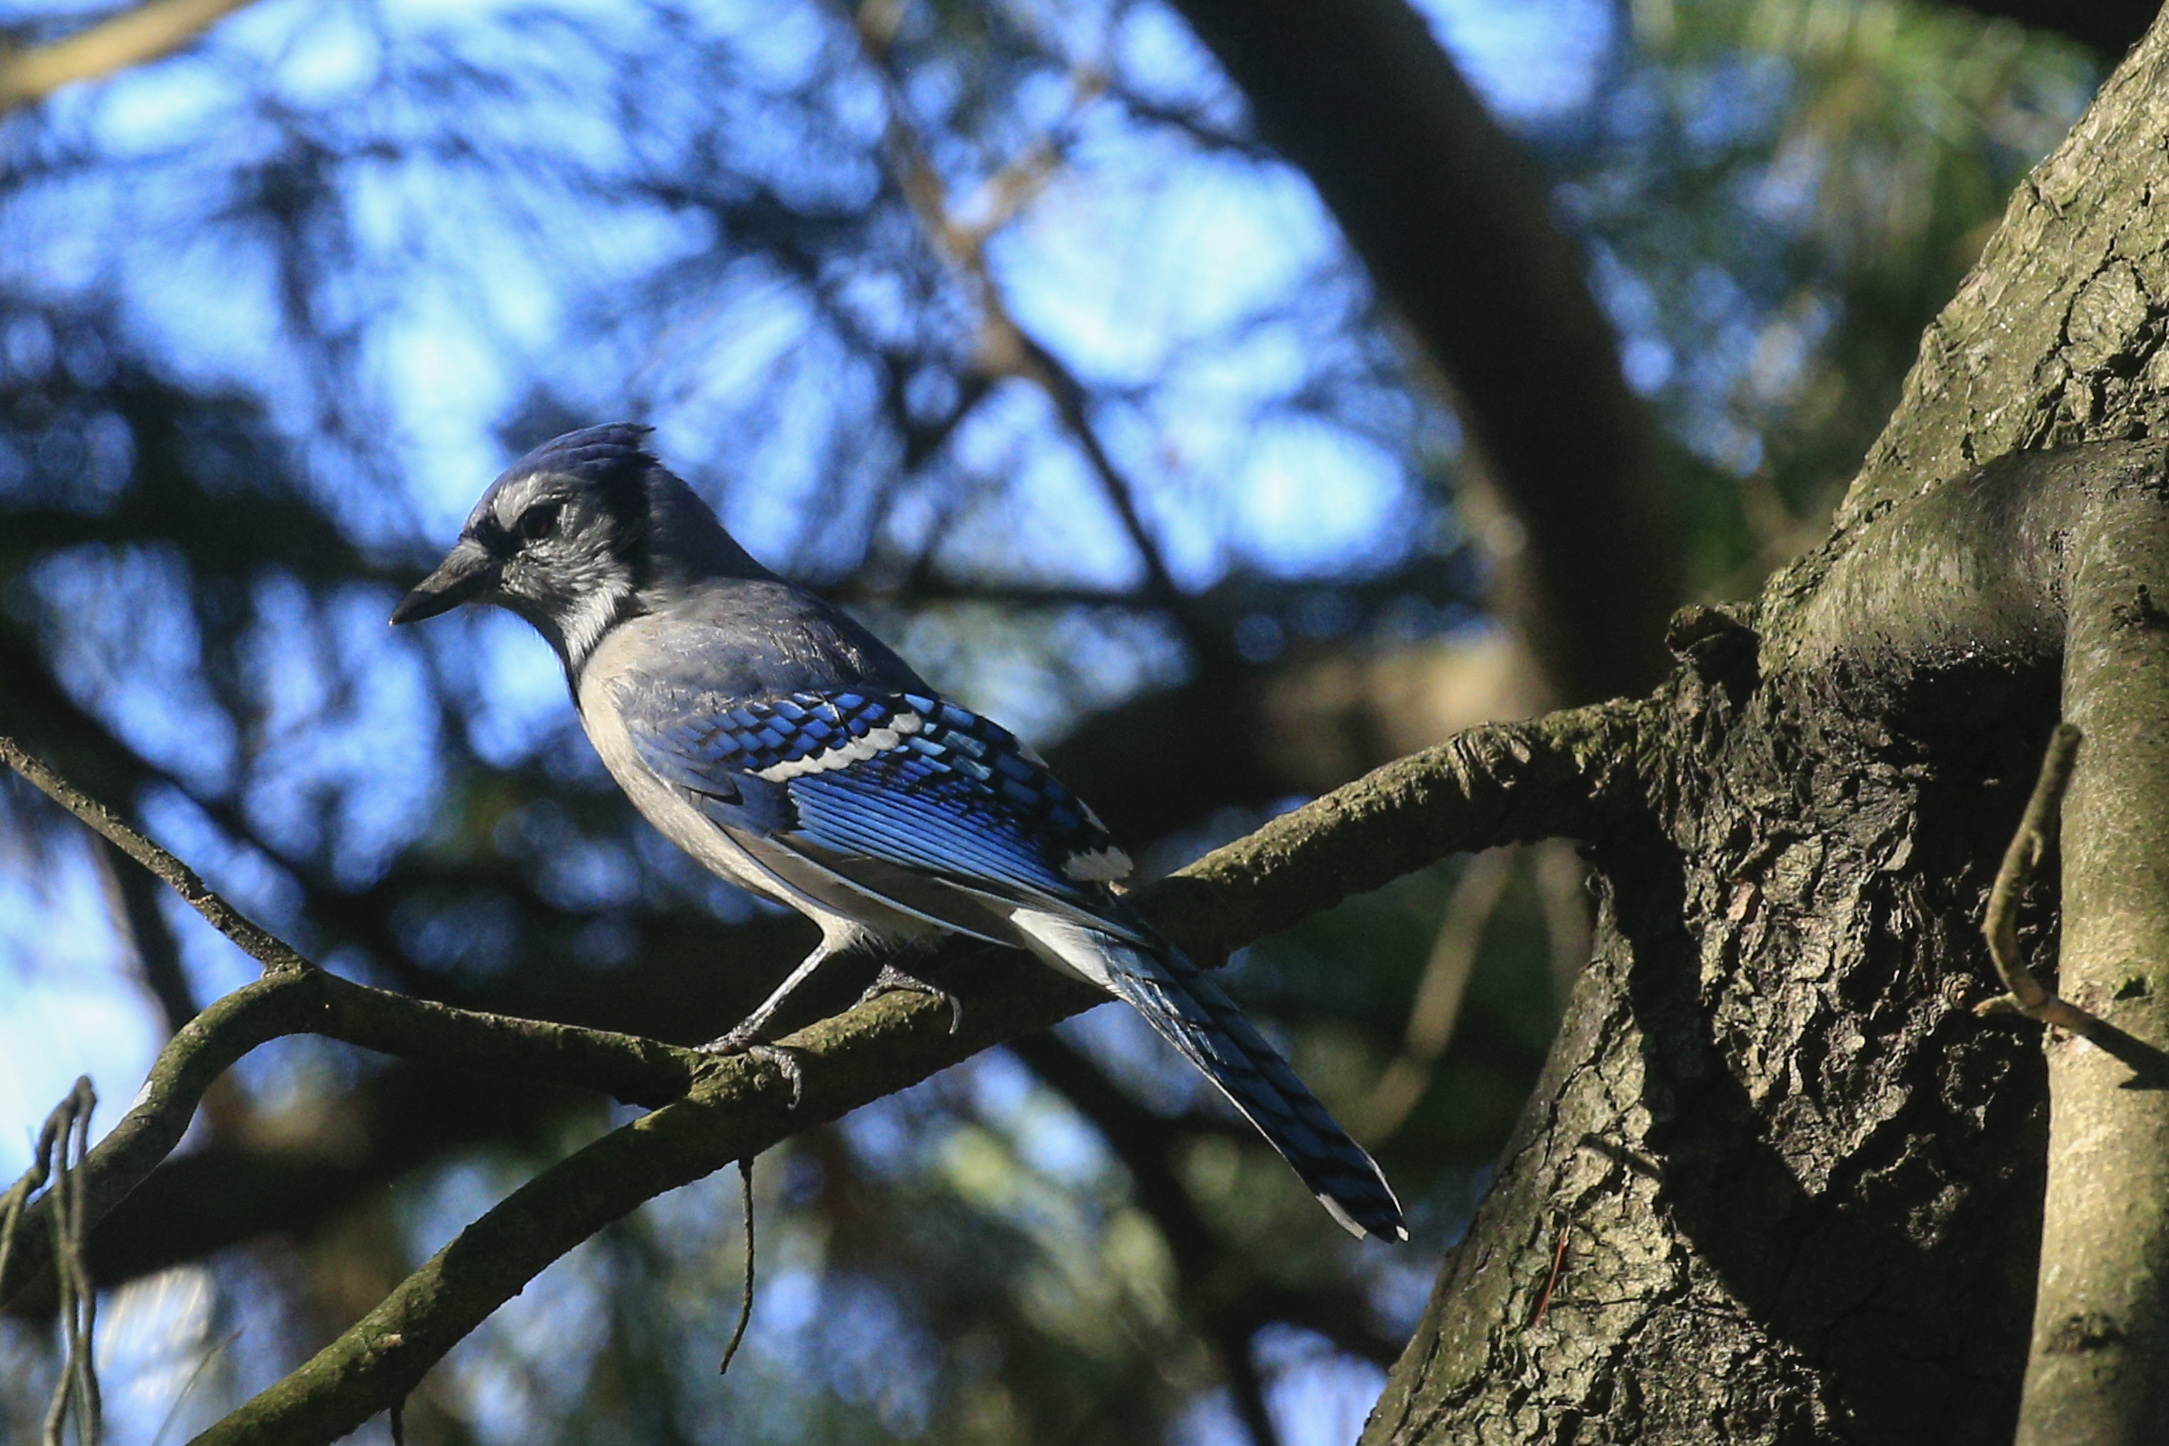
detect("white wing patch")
[1061,845,1133,882]
[753,712,923,781]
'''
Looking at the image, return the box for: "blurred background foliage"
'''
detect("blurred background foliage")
[0,0,2102,1441]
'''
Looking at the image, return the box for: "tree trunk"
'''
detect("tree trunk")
[1365,13,2169,1444]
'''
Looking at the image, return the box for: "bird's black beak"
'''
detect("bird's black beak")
[390,538,501,625]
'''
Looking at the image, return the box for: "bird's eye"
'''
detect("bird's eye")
[517,502,561,543]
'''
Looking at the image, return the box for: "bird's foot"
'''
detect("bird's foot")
[698,1028,807,1108]
[855,960,963,1035]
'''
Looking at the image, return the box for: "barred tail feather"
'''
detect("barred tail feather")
[1011,908,1406,1243]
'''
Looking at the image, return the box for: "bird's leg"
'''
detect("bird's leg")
[703,940,840,1052]
[700,940,844,1107]
[852,940,963,1035]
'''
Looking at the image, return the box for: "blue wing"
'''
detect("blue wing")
[614,684,1137,926]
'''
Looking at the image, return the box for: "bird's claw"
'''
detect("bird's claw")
[856,960,963,1035]
[698,1030,807,1108]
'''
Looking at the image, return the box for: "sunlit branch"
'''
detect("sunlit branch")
[0,0,263,112]
[0,735,302,975]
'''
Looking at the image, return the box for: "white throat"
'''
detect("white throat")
[557,576,636,674]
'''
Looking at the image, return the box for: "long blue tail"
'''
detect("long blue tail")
[1011,909,1406,1242]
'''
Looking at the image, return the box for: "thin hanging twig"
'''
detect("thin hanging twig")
[8,1078,102,1446]
[717,1157,757,1376]
[1975,724,2114,1040]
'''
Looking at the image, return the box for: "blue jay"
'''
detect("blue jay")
[391,423,1404,1241]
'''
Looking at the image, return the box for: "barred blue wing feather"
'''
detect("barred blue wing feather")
[617,687,1136,922]
[1011,907,1407,1241]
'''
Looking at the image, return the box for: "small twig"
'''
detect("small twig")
[1974,724,2115,1039]
[1529,1212,1570,1329]
[717,1157,757,1375]
[14,1078,100,1446]
[846,10,1211,650]
[0,736,306,975]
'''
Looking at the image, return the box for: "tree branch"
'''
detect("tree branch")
[0,734,301,974]
[0,0,262,112]
[2018,470,2169,1444]
[1146,699,1644,962]
[0,965,705,1310]
[1163,0,1679,703]
[0,610,1545,1291]
[0,696,1644,1440]
[1770,434,2169,1446]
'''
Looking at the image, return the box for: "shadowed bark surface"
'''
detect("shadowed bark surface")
[1364,11,2169,1440]
[1370,613,2054,1442]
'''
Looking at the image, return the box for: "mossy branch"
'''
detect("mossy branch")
[1,701,1645,1445]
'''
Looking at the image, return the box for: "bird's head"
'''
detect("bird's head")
[391,422,767,670]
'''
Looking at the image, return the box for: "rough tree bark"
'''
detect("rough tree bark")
[1364,13,2169,1446]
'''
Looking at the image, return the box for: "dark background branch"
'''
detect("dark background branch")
[1166,0,1679,702]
